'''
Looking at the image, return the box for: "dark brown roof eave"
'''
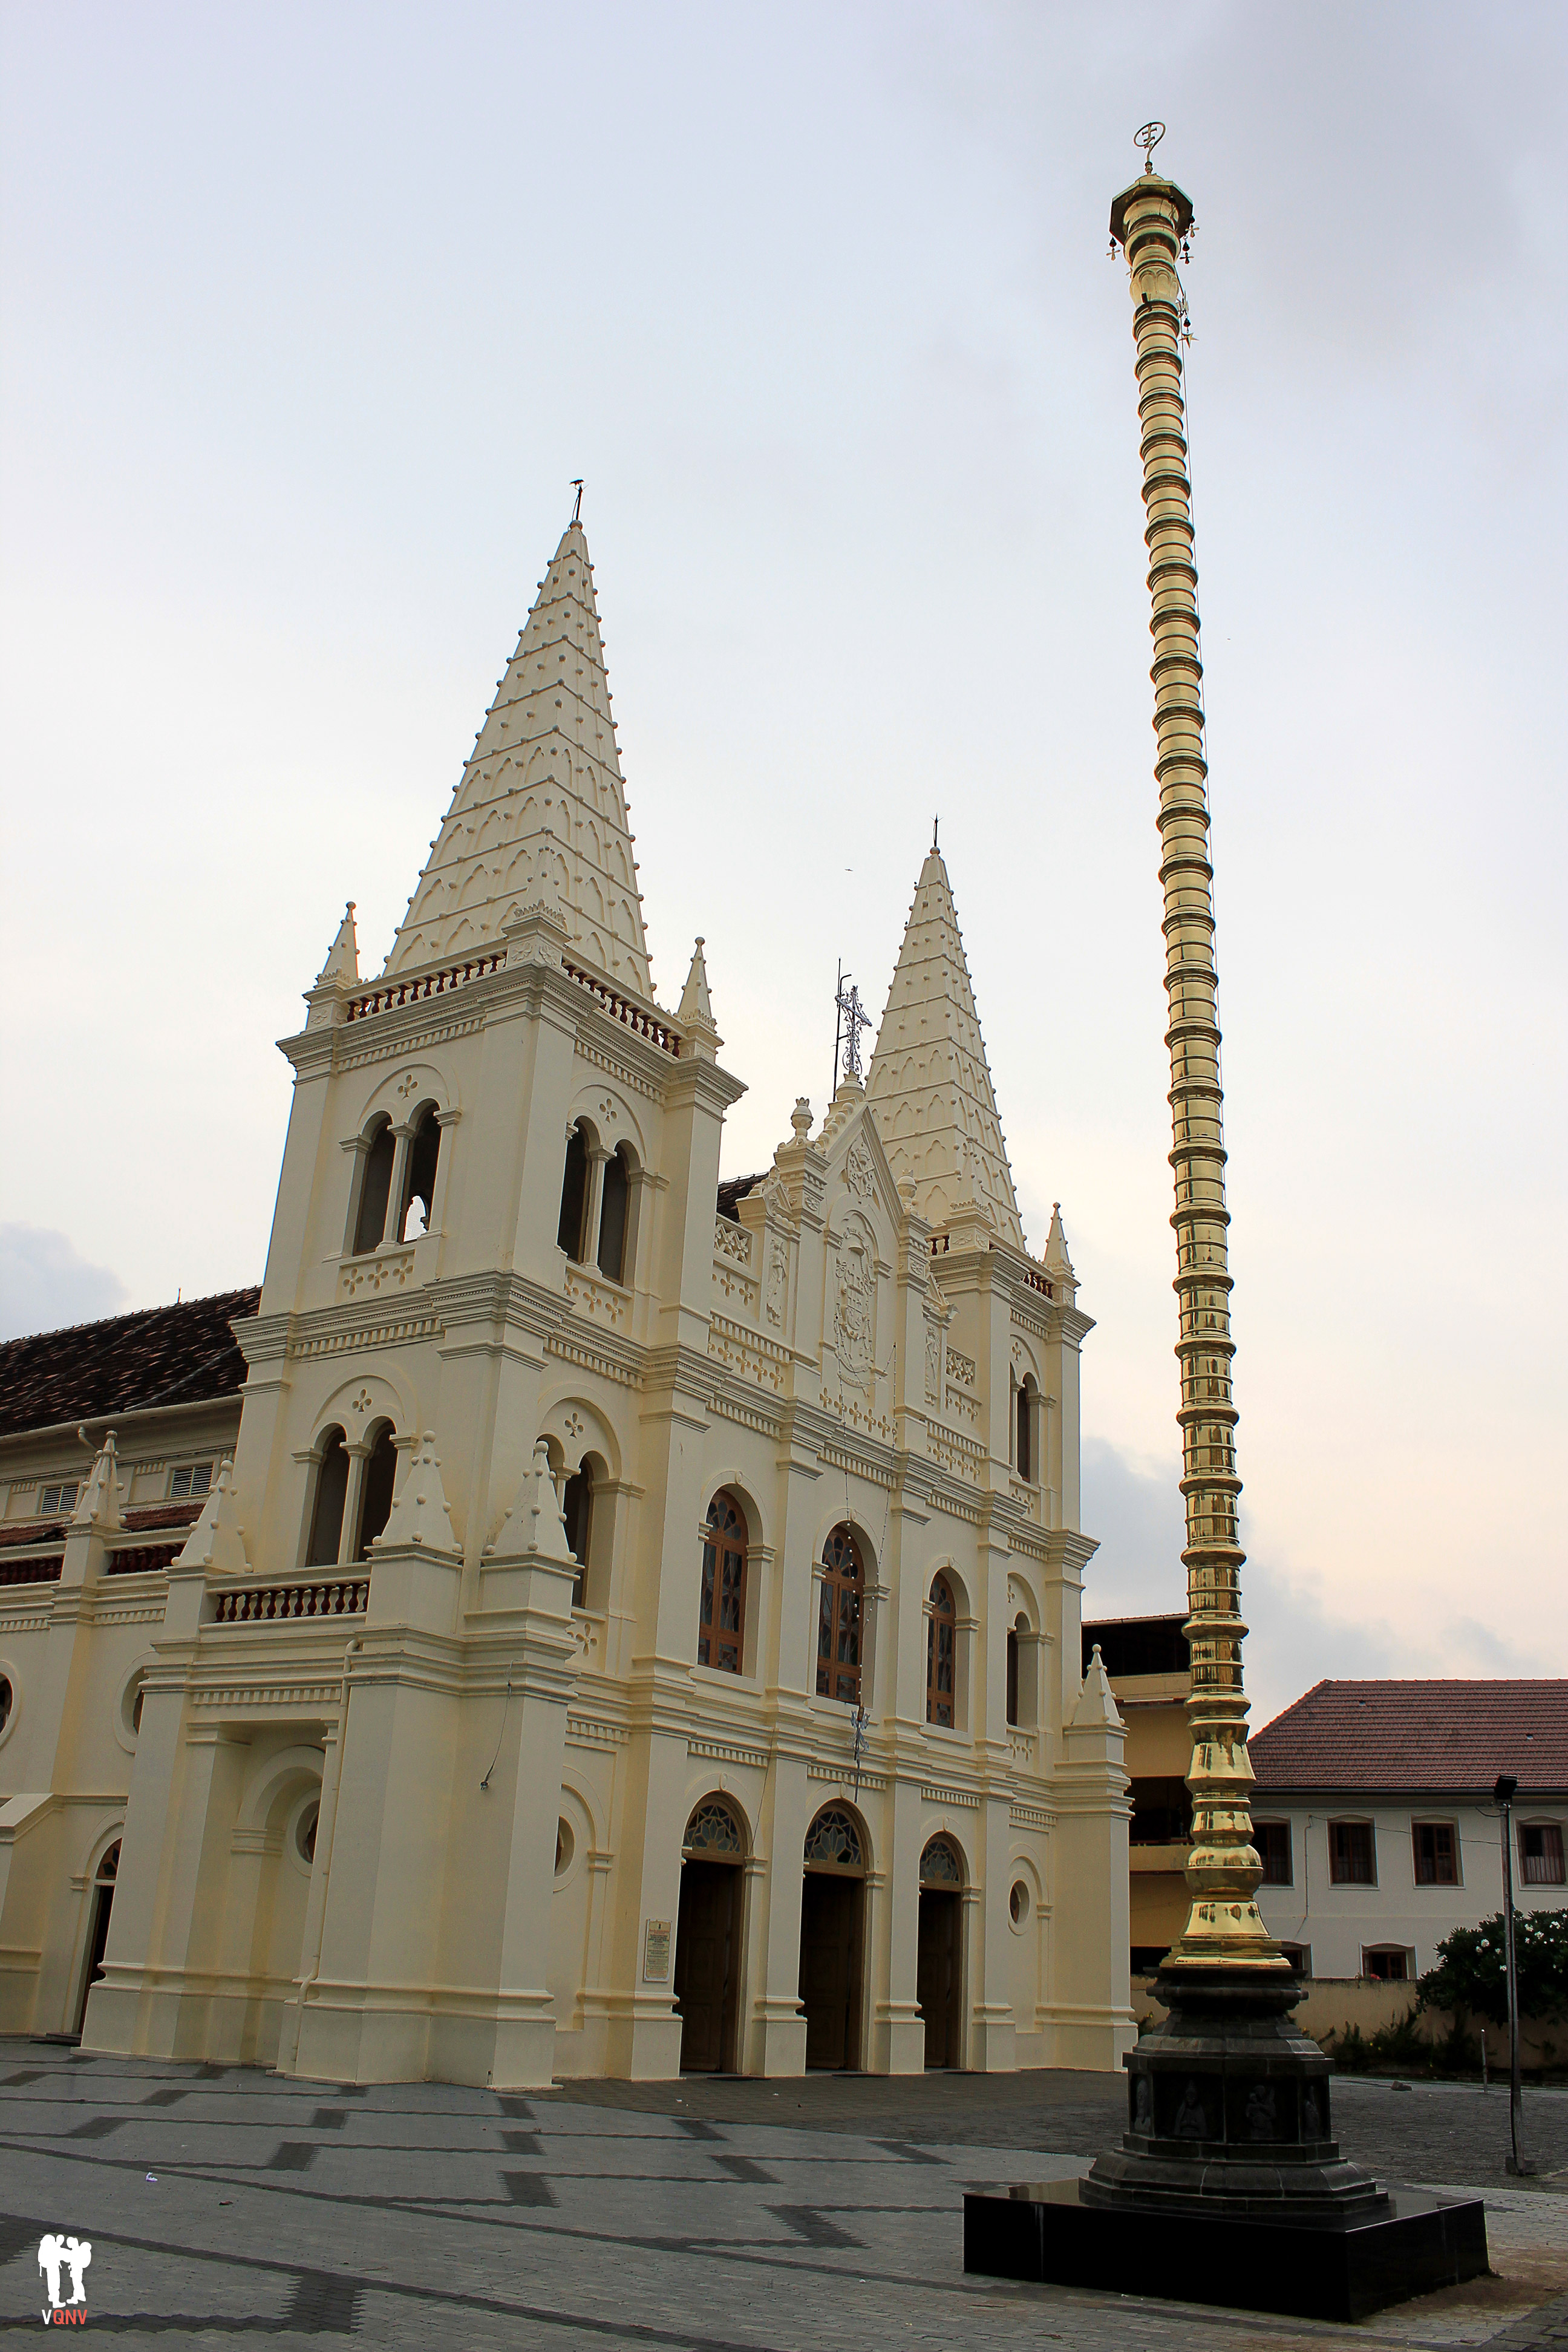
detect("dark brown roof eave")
[1250,1782,1568,1804]
[0,1390,245,1457]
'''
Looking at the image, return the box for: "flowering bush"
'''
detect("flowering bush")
[1417,1909,1568,2026]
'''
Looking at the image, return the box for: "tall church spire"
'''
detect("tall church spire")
[384,521,654,996]
[866,847,1026,1250]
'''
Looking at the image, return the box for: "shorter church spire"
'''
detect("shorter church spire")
[866,846,1026,1250]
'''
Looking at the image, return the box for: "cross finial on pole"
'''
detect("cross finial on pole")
[570,479,584,524]
[834,965,872,1087]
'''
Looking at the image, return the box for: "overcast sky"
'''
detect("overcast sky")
[2,3,1563,1721]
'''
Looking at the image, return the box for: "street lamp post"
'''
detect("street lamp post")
[1493,1773,1535,2177]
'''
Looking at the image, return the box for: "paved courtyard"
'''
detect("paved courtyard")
[1,2044,1564,2347]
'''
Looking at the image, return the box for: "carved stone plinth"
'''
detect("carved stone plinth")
[1082,1964,1383,2216]
[964,1967,1489,2324]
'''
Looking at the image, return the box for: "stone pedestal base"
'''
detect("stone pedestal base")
[964,1959,1489,2321]
[964,2179,1488,2324]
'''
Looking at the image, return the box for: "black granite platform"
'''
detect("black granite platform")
[964,2177,1490,2324]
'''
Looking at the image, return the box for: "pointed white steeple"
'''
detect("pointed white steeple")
[678,936,720,1057]
[71,1433,124,1535]
[315,902,359,988]
[1044,1201,1076,1282]
[866,847,1027,1251]
[488,1440,581,1570]
[174,1456,249,1574]
[384,520,653,996]
[375,1432,457,1555]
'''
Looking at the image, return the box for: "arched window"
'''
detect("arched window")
[920,1835,962,1887]
[305,1428,349,1566]
[596,1143,631,1283]
[803,1803,864,1871]
[816,1526,864,1707]
[400,1105,441,1241]
[353,1117,396,1254]
[697,1492,748,1674]
[563,1462,592,1610]
[1016,1379,1033,1482]
[684,1797,746,1858]
[354,1423,398,1561]
[926,1574,956,1727]
[1006,1621,1021,1728]
[557,1123,589,1260]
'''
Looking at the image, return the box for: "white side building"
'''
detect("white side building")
[1249,1679,1568,1982]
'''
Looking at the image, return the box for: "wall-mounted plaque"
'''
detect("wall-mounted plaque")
[642,1918,672,1982]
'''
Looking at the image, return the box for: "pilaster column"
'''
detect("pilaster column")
[1111,163,1282,1976]
[336,1443,371,1569]
[581,1146,611,1268]
[384,1123,416,1245]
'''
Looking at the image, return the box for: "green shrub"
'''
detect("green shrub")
[1417,1909,1568,2028]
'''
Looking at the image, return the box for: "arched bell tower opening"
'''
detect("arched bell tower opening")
[672,1797,746,2074]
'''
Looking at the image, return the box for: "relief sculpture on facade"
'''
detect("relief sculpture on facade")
[835,1215,876,1386]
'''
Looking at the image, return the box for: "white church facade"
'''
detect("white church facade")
[0,517,1132,2086]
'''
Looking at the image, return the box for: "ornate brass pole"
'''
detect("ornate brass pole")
[962,142,1492,2305]
[1111,138,1287,1979]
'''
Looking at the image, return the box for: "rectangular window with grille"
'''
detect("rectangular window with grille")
[1255,1820,1292,1886]
[38,1484,78,1517]
[1413,1820,1459,1886]
[171,1464,213,1501]
[1521,1823,1565,1886]
[1328,1820,1376,1885]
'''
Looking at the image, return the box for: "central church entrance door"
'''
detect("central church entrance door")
[673,1800,746,2074]
[799,1805,866,2071]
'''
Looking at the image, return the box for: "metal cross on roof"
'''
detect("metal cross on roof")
[834,964,873,1088]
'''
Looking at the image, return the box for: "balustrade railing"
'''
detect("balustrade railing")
[211,1576,369,1623]
[0,1557,62,1588]
[108,1544,183,1576]
[563,961,681,1055]
[345,954,505,1022]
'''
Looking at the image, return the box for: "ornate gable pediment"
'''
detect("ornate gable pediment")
[820,1099,904,1240]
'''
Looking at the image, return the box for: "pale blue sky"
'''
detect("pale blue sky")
[2,2,1563,1719]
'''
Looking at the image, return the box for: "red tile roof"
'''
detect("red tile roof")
[0,1289,260,1440]
[1250,1680,1568,1797]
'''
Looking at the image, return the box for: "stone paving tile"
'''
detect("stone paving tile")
[1,2043,1564,2350]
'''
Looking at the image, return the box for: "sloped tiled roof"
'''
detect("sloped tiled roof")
[0,1289,260,1440]
[1250,1680,1568,1796]
[716,1174,764,1223]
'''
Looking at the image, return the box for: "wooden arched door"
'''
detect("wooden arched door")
[673,1800,745,2073]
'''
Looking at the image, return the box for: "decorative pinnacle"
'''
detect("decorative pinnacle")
[570,479,584,524]
[1134,120,1165,172]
